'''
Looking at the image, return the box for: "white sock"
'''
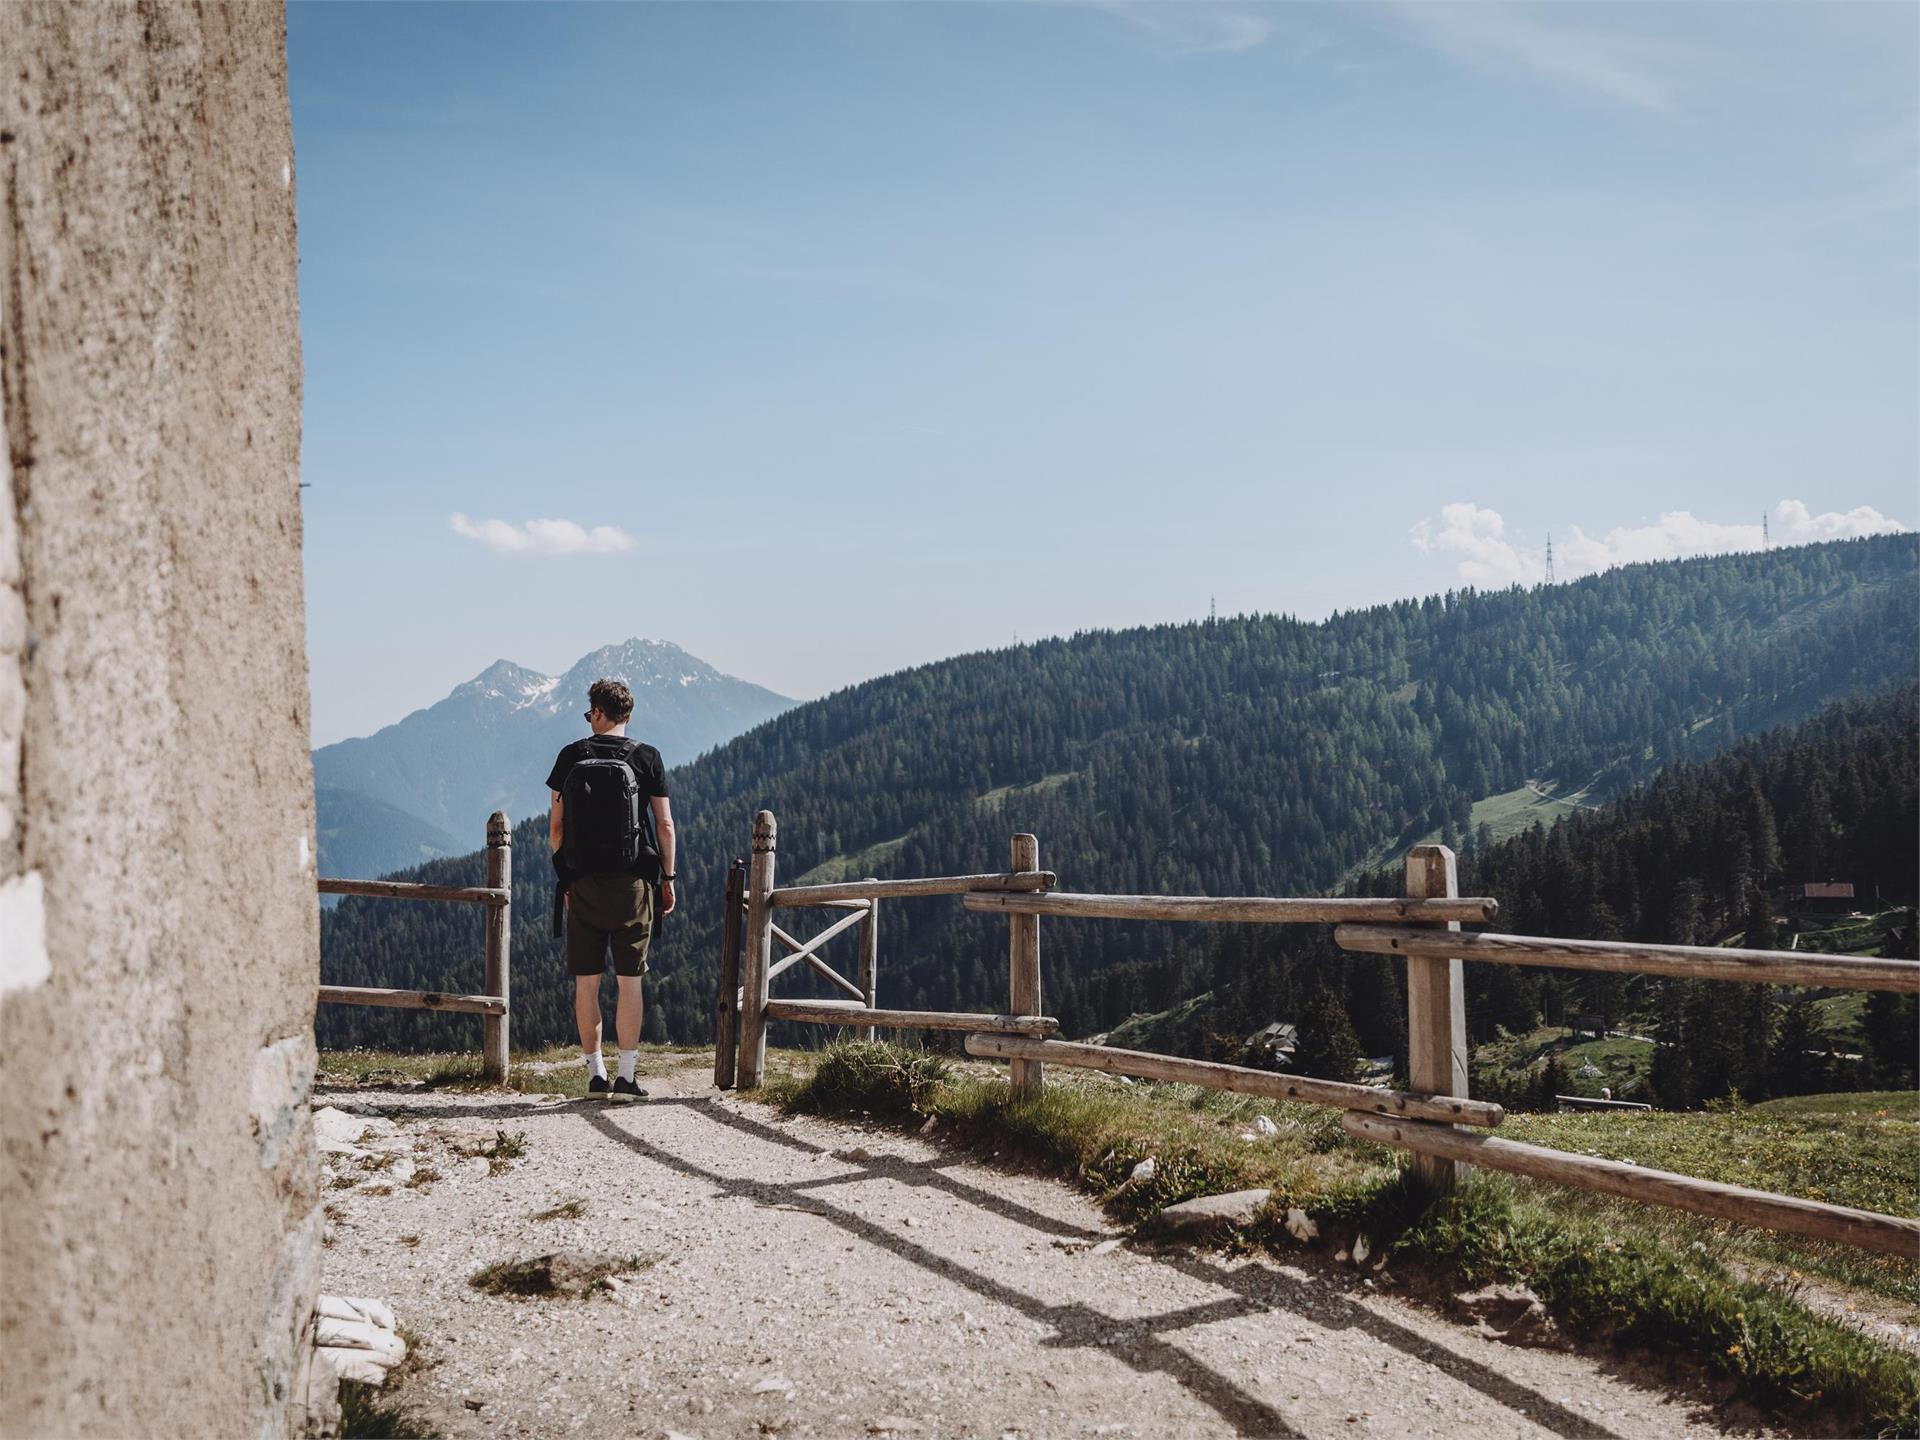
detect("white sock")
[584,1050,606,1081]
[618,1049,638,1084]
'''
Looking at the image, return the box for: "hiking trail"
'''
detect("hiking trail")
[318,1056,1767,1439]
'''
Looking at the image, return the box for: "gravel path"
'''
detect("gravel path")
[319,1060,1762,1440]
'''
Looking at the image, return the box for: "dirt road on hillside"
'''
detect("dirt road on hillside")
[319,1058,1765,1440]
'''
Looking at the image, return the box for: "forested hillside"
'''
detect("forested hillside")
[317,535,1918,1055]
[1137,685,1917,1103]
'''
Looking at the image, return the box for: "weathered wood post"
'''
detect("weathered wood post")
[856,884,880,1043]
[1405,842,1468,1191]
[1008,833,1043,1099]
[482,811,512,1082]
[713,857,746,1088]
[737,811,778,1088]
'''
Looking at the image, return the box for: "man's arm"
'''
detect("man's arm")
[651,795,676,915]
[549,791,563,854]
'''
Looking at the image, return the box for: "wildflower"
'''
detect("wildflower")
[1726,1344,1742,1357]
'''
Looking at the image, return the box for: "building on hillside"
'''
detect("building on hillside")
[1244,1021,1298,1070]
[1785,882,1857,923]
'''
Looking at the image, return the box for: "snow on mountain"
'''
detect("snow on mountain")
[312,640,794,867]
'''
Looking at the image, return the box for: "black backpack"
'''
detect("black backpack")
[560,738,661,881]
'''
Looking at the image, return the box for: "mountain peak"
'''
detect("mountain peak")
[563,638,727,692]
[449,659,556,709]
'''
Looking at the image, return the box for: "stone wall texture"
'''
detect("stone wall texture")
[0,5,321,1437]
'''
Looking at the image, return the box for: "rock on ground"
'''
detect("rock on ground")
[1141,1189,1275,1243]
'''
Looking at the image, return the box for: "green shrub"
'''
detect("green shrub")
[781,1041,952,1118]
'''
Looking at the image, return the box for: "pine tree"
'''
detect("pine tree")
[1764,993,1828,1099]
[1742,885,1780,952]
[1534,1053,1568,1112]
[1862,991,1918,1088]
[1292,984,1363,1084]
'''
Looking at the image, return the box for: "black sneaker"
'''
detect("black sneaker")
[587,1073,611,1098]
[610,1076,649,1105]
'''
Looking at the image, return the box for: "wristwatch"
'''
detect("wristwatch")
[660,873,677,882]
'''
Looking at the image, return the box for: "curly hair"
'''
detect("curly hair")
[587,677,634,722]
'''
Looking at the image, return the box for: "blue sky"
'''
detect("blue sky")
[291,2,1917,745]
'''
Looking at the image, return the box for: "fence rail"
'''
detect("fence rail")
[1335,924,1920,993]
[717,808,1920,1260]
[772,871,1055,907]
[964,891,1497,925]
[1343,1112,1920,1257]
[317,811,513,1081]
[316,877,509,907]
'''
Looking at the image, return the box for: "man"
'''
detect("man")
[547,678,677,1102]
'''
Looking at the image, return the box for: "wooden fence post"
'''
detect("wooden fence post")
[713,858,745,1088]
[737,811,778,1088]
[857,885,880,1043]
[1008,833,1043,1099]
[1404,843,1467,1191]
[482,811,512,1082]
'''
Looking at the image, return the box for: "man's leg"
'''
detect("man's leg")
[608,882,653,1101]
[575,975,605,1077]
[615,974,644,1052]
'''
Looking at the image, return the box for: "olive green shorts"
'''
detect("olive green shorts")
[565,874,654,978]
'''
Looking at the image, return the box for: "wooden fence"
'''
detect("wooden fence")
[716,809,1920,1260]
[316,810,513,1081]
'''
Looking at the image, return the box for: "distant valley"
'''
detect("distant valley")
[312,638,792,877]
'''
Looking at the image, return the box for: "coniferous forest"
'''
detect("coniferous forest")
[317,535,1918,1097]
[1177,684,1917,1103]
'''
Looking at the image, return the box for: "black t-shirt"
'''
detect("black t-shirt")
[546,735,670,802]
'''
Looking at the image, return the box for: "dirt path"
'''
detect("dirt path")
[320,1060,1762,1440]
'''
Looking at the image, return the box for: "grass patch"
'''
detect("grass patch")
[460,1129,527,1175]
[762,1042,1919,1434]
[1504,1094,1920,1309]
[1370,1175,1918,1435]
[531,1198,588,1222]
[317,1045,710,1099]
[338,1381,438,1439]
[337,1326,439,1438]
[763,1042,1387,1224]
[468,1251,659,1299]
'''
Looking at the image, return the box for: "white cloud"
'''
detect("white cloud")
[449,513,636,557]
[1413,499,1908,587]
[1386,2,1691,114]
[1080,1,1277,57]
[1411,502,1536,586]
[1772,499,1908,543]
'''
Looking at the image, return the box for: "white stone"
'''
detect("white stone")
[1250,1115,1280,1137]
[311,1107,370,1147]
[1128,1158,1157,1184]
[1283,1208,1319,1243]
[0,871,49,998]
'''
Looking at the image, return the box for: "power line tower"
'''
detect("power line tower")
[1209,594,1217,625]
[1544,532,1555,584]
[1762,512,1770,550]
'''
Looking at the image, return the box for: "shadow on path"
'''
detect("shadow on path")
[385,1087,1623,1438]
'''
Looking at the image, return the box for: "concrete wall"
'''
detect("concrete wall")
[0,5,321,1437]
